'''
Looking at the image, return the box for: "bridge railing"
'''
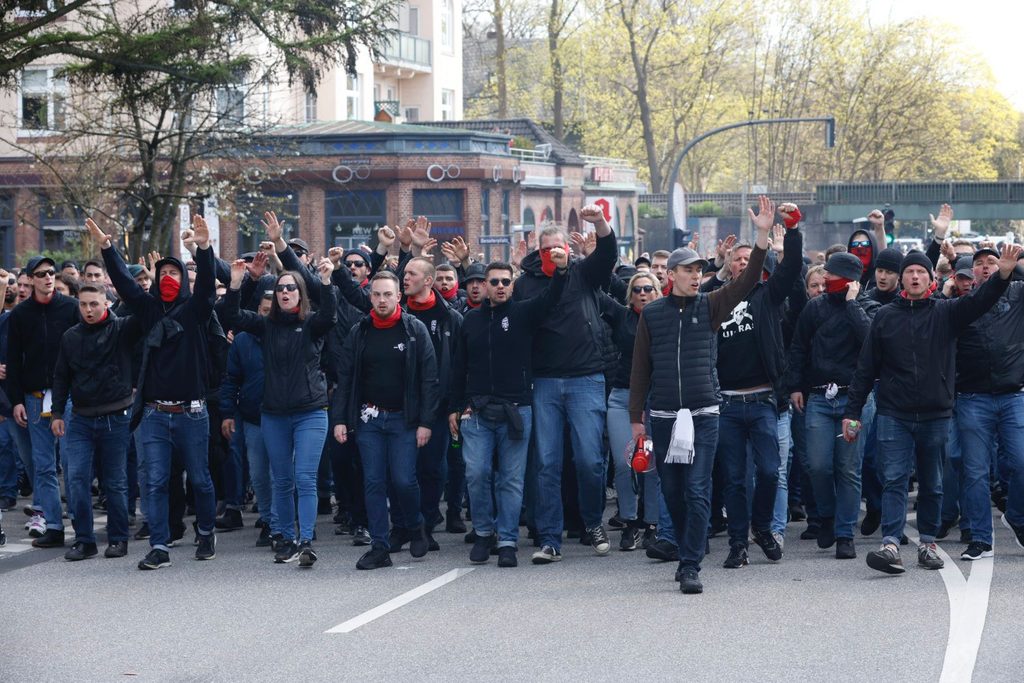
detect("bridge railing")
[816,181,1024,204]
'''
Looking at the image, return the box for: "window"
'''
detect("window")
[345,74,360,120]
[20,69,66,131]
[0,195,13,269]
[216,82,245,125]
[16,0,51,15]
[170,0,194,10]
[326,190,386,248]
[440,89,455,121]
[480,189,490,237]
[386,86,395,101]
[373,83,381,101]
[522,207,535,229]
[236,191,299,254]
[440,0,453,50]
[404,106,420,122]
[407,6,419,35]
[501,191,511,232]
[413,189,464,240]
[38,195,85,252]
[305,89,318,123]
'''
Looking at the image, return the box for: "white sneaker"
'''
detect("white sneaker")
[27,515,46,538]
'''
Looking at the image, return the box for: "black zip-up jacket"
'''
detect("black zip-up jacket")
[512,231,618,377]
[785,291,880,393]
[955,280,1024,394]
[102,244,216,404]
[450,268,566,411]
[606,299,641,390]
[867,286,899,306]
[846,272,1011,422]
[6,292,80,406]
[333,313,439,432]
[406,294,462,416]
[51,313,145,419]
[221,283,336,415]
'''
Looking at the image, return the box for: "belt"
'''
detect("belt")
[31,391,45,399]
[721,390,775,404]
[810,385,848,395]
[146,401,205,414]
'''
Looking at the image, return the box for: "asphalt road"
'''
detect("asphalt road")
[2,498,1022,682]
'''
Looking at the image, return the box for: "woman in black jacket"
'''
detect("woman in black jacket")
[224,258,337,568]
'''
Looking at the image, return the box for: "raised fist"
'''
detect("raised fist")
[549,246,568,269]
[579,204,607,225]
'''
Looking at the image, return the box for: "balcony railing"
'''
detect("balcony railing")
[380,32,431,69]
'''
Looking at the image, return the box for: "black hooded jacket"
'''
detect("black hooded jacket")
[102,244,216,405]
[5,291,80,406]
[847,229,883,288]
[955,280,1024,394]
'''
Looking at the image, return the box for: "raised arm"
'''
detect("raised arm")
[948,244,1020,332]
[766,213,804,305]
[708,196,773,330]
[331,258,371,313]
[578,204,617,289]
[188,215,217,320]
[223,260,266,336]
[310,258,339,337]
[523,247,568,327]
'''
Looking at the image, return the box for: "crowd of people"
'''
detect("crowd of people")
[0,198,1022,595]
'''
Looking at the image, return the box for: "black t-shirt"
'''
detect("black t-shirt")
[717,298,769,390]
[361,324,406,411]
[408,300,447,360]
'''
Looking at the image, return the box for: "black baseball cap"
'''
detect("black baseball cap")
[287,238,310,254]
[25,256,56,274]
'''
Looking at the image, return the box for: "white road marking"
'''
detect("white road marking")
[326,568,474,634]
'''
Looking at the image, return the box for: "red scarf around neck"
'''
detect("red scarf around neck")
[406,289,437,311]
[439,287,458,301]
[370,307,402,329]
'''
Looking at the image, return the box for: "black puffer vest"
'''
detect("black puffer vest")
[642,294,719,411]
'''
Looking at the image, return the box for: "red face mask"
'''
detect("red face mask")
[159,275,181,303]
[540,245,565,277]
[825,277,852,294]
[851,246,872,268]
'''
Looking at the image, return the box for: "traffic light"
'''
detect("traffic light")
[883,209,895,246]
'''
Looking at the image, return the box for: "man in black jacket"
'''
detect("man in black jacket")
[88,215,220,570]
[787,253,880,559]
[333,271,440,571]
[7,254,80,548]
[449,252,567,567]
[512,205,617,563]
[844,245,1022,575]
[703,205,803,568]
[50,284,144,561]
[954,247,1024,560]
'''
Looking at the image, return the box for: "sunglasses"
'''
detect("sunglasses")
[32,269,56,278]
[345,260,367,268]
[488,278,512,287]
[632,285,655,294]
[275,283,299,292]
[850,241,871,248]
[293,250,308,258]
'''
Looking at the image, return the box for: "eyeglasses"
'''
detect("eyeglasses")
[275,283,299,292]
[345,260,367,268]
[32,269,56,278]
[850,241,871,248]
[488,278,512,287]
[632,285,655,294]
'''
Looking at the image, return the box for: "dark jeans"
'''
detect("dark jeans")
[65,411,132,544]
[355,411,421,549]
[222,415,245,509]
[444,438,467,518]
[717,396,780,547]
[876,414,948,546]
[417,416,450,530]
[329,436,367,527]
[652,413,718,573]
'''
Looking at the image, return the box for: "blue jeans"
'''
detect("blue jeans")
[876,414,948,546]
[261,410,328,543]
[7,419,33,505]
[65,411,131,544]
[804,394,862,539]
[417,416,451,529]
[957,392,1024,544]
[607,388,659,524]
[222,416,245,509]
[772,409,793,535]
[243,421,274,528]
[25,394,63,530]
[789,408,818,519]
[941,417,963,526]
[652,413,718,573]
[860,391,882,513]
[355,411,421,549]
[0,419,17,499]
[532,374,607,550]
[137,405,216,551]
[462,406,532,547]
[717,396,780,547]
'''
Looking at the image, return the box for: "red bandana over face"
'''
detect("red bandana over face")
[159,275,180,303]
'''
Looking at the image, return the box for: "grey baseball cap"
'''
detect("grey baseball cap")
[954,255,975,279]
[666,247,708,270]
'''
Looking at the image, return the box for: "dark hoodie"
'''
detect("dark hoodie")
[847,228,883,289]
[102,245,216,406]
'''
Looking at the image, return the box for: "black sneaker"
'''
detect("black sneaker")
[800,522,821,540]
[497,546,517,567]
[959,529,973,544]
[678,569,703,594]
[607,514,626,530]
[445,512,467,534]
[0,496,16,511]
[936,516,958,540]
[195,533,216,560]
[1002,514,1024,549]
[357,546,393,570]
[388,527,408,552]
[32,528,65,548]
[138,548,171,570]
[274,540,299,563]
[709,516,728,538]
[352,526,371,546]
[789,504,807,522]
[960,541,993,561]
[427,531,440,552]
[64,541,98,561]
[408,527,428,558]
[256,525,272,547]
[860,509,881,536]
[866,543,905,574]
[470,535,495,564]
[753,530,783,562]
[105,541,128,558]
[918,542,944,570]
[464,529,478,544]
[722,546,748,568]
[646,539,679,562]
[619,527,641,551]
[835,537,856,559]
[269,533,284,552]
[214,508,244,531]
[134,523,151,540]
[531,545,562,564]
[297,541,317,568]
[641,526,656,550]
[588,525,611,555]
[900,534,909,546]
[816,518,836,549]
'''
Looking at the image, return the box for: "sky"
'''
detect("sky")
[867,0,1024,109]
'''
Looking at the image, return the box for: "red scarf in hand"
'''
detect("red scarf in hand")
[370,307,402,329]
[406,289,437,311]
[825,278,852,294]
[781,207,802,229]
[439,287,458,301]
